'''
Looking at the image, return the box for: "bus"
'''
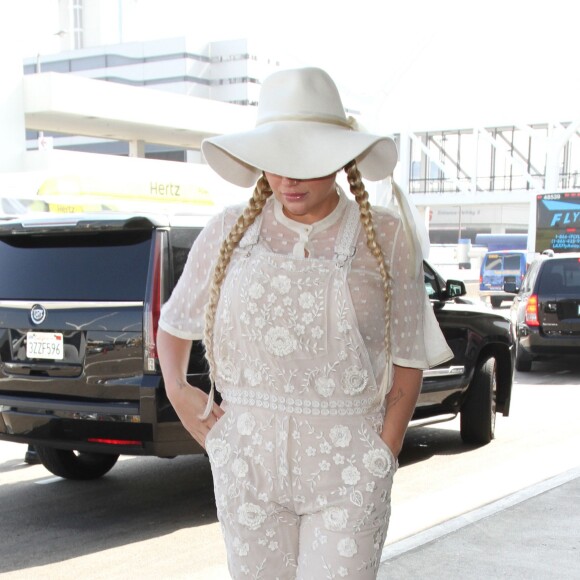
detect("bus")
[536,192,580,253]
[474,233,528,251]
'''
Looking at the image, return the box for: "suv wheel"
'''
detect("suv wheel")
[35,446,119,480]
[460,356,497,445]
[515,339,532,372]
[490,297,503,308]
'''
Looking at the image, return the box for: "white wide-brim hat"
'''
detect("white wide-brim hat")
[202,67,398,187]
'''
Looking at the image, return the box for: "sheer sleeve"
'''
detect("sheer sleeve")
[159,212,227,340]
[387,214,453,369]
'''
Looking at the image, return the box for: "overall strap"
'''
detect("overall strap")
[334,201,361,267]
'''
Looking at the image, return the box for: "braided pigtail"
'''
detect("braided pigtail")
[344,160,394,403]
[201,175,272,419]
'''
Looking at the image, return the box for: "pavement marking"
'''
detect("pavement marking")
[380,464,580,563]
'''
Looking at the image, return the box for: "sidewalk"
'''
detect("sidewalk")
[377,466,580,579]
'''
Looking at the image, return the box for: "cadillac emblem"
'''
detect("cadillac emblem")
[30,304,47,325]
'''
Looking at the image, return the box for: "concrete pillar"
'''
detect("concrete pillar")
[129,139,145,158]
[0,4,27,171]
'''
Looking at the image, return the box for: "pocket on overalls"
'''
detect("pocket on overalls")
[362,416,399,474]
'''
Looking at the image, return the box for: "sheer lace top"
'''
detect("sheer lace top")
[160,192,444,370]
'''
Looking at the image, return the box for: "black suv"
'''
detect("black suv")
[0,213,513,480]
[0,213,211,479]
[506,252,580,371]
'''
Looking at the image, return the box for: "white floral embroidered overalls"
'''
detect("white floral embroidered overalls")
[205,202,397,580]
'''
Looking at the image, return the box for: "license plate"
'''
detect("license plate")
[26,332,64,360]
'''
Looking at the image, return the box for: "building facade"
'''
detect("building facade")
[4,0,580,250]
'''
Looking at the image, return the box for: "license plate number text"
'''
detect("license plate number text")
[26,332,64,360]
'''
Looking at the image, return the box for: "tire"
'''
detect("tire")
[35,446,119,480]
[515,339,532,372]
[490,297,503,308]
[460,356,496,445]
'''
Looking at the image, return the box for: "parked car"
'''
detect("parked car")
[479,249,530,308]
[0,213,514,480]
[420,261,514,444]
[505,252,580,371]
[0,213,211,480]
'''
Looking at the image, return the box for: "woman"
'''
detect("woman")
[157,67,452,579]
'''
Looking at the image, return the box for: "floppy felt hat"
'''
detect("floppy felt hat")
[201,67,398,187]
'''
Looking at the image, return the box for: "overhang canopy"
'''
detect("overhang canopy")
[23,72,256,149]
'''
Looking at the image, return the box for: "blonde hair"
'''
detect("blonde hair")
[201,162,393,418]
[344,161,393,402]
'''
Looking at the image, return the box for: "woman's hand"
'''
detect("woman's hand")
[167,379,224,449]
[381,365,423,458]
[156,328,224,449]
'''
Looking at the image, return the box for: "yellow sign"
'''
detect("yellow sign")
[36,175,216,212]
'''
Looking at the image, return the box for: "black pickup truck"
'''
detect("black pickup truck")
[0,213,514,479]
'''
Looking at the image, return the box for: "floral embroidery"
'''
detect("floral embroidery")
[233,537,249,557]
[248,282,265,300]
[271,274,292,294]
[219,359,240,384]
[299,292,315,309]
[243,367,262,387]
[337,537,358,558]
[231,458,249,478]
[264,326,297,357]
[237,412,256,435]
[311,325,324,339]
[341,464,361,486]
[329,425,352,448]
[315,376,336,398]
[363,448,393,478]
[205,202,403,576]
[342,365,369,395]
[206,438,231,468]
[238,502,267,531]
[323,506,348,531]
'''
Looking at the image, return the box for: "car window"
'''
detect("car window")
[424,264,439,299]
[522,260,540,292]
[538,258,580,294]
[168,227,203,287]
[484,254,502,271]
[0,231,152,301]
[503,254,522,271]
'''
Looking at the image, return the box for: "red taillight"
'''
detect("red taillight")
[525,294,540,327]
[144,233,162,373]
[87,438,141,446]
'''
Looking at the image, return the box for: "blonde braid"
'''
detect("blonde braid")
[344,161,393,402]
[201,175,272,418]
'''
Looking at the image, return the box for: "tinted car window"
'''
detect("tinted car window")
[484,254,502,271]
[0,231,152,301]
[168,227,203,286]
[424,264,439,299]
[537,258,580,294]
[503,254,522,270]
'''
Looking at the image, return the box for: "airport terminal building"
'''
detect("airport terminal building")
[2,0,579,250]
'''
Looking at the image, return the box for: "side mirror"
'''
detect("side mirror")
[445,279,466,299]
[503,282,519,294]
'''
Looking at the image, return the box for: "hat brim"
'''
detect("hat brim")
[202,121,398,188]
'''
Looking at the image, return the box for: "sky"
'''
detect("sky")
[12,0,580,133]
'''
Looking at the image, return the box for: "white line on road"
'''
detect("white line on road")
[380,464,580,563]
